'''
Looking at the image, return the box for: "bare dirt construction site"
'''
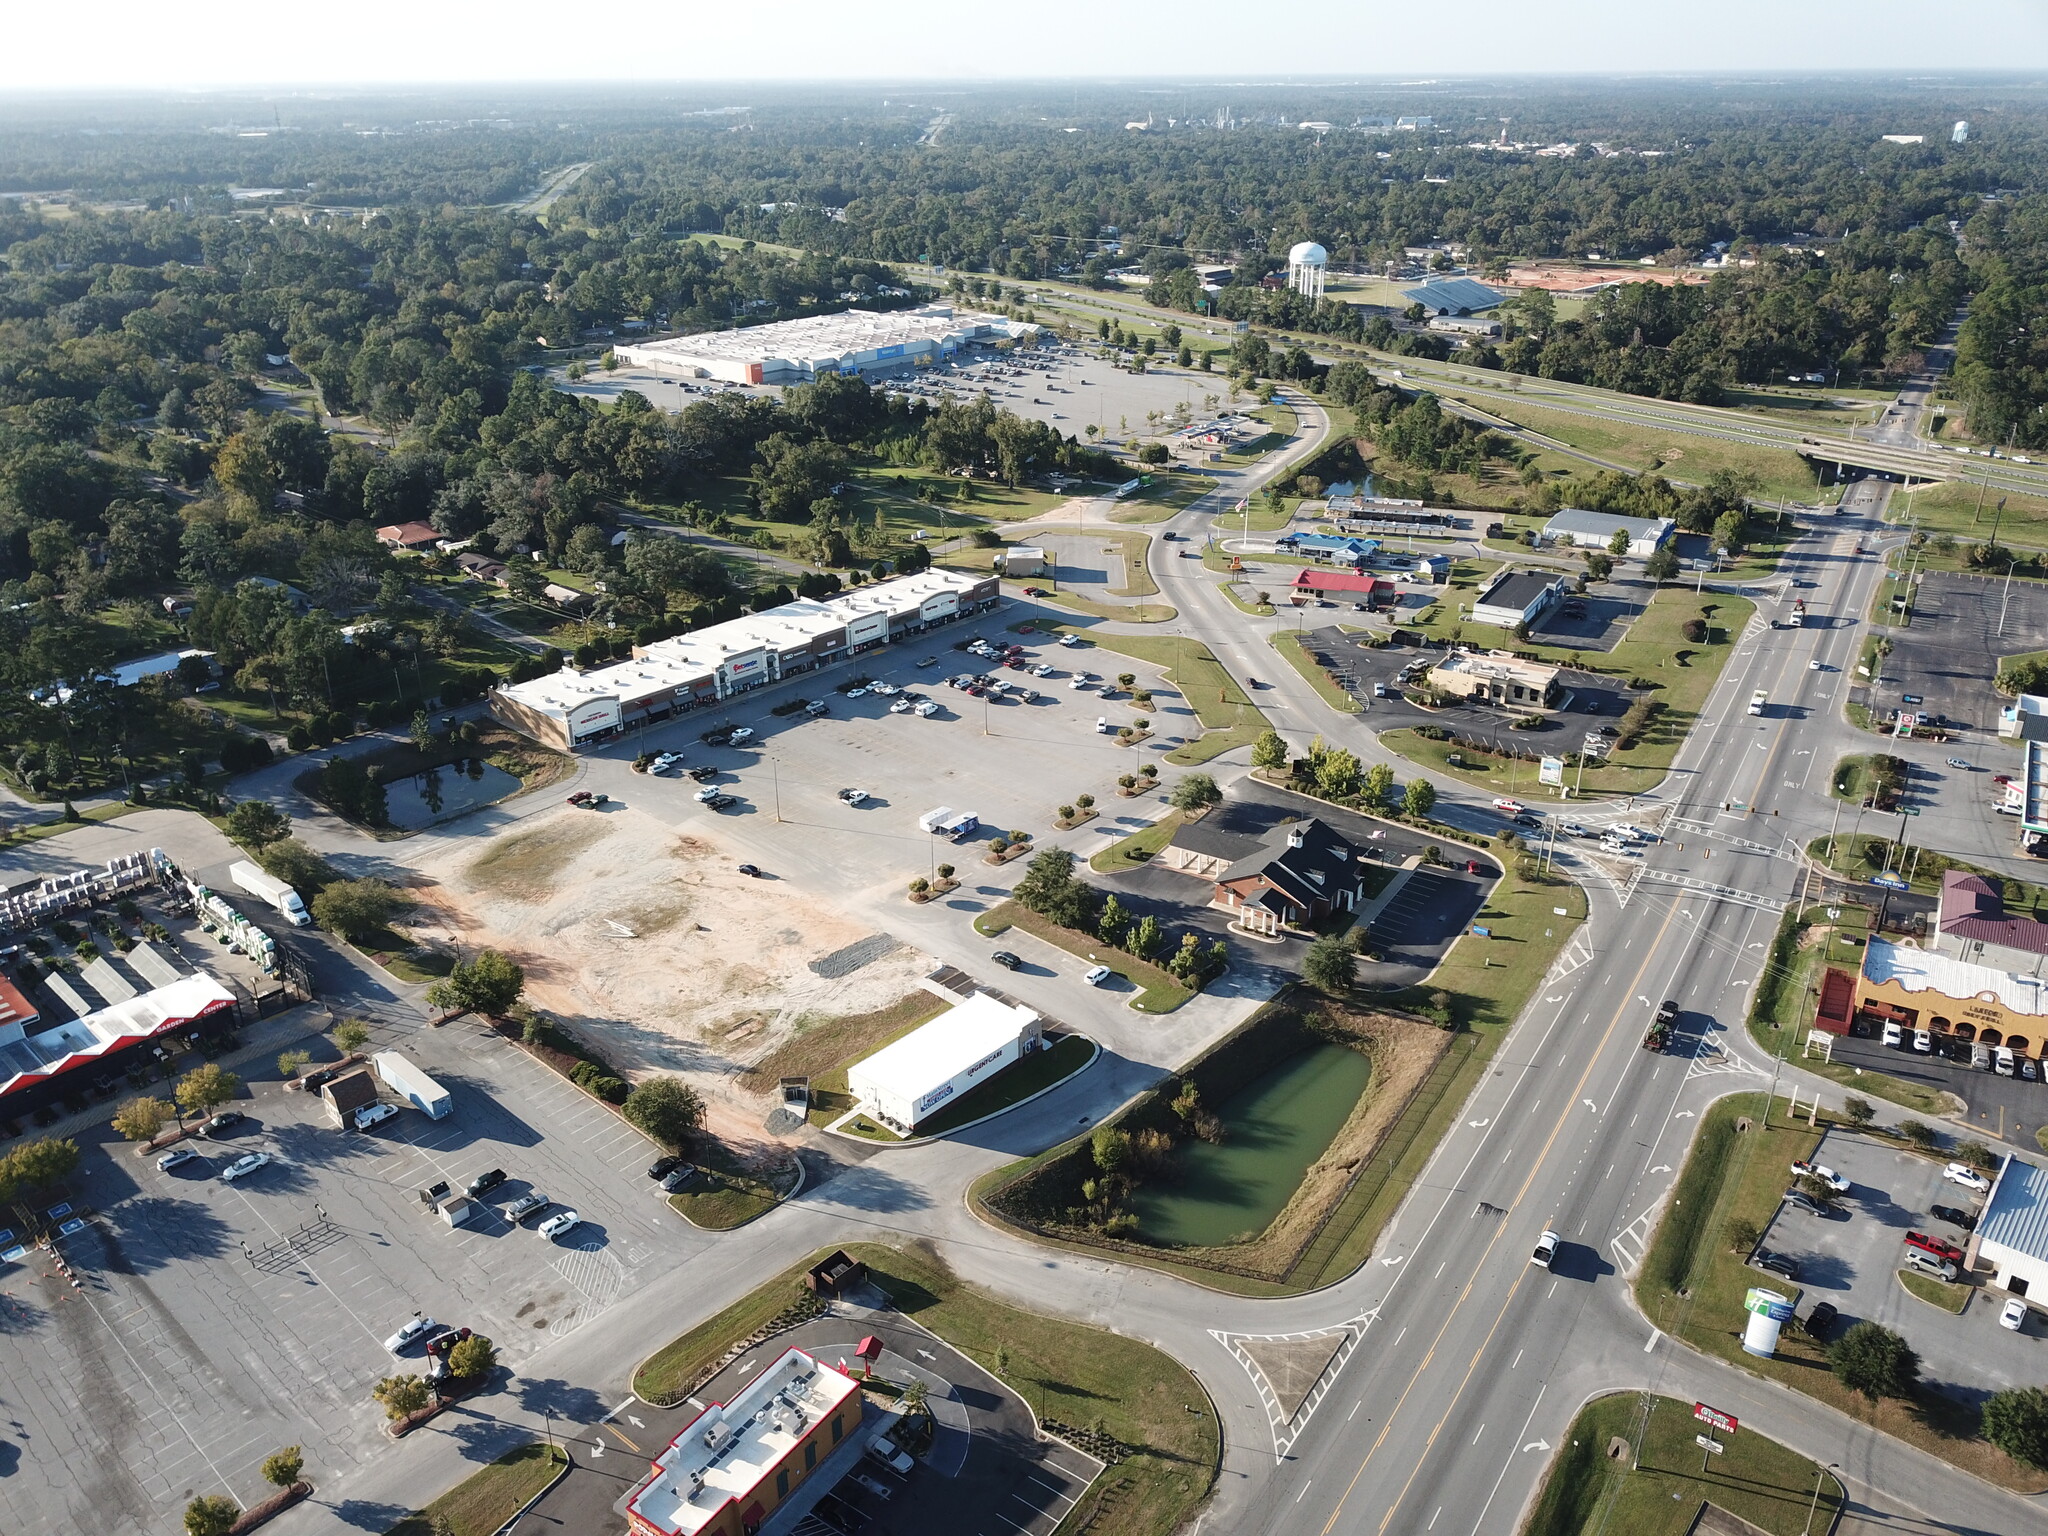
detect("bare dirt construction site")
[404,805,929,1142]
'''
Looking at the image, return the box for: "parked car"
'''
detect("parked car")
[648,1154,681,1180]
[219,1151,270,1183]
[384,1315,437,1354]
[1802,1301,1839,1339]
[354,1102,399,1131]
[1082,965,1113,986]
[465,1168,507,1199]
[1882,1021,1903,1048]
[156,1147,198,1172]
[805,700,831,717]
[1790,1160,1850,1193]
[302,1068,338,1092]
[1912,1029,1933,1053]
[728,727,755,743]
[1782,1189,1825,1217]
[737,863,762,878]
[839,788,869,804]
[704,794,738,811]
[660,1166,697,1193]
[1059,633,1082,647]
[694,785,724,803]
[2002,1297,2030,1332]
[915,700,939,717]
[505,1192,550,1222]
[1944,1162,1992,1192]
[1752,1251,1798,1281]
[566,790,593,806]
[423,1325,473,1356]
[991,951,1023,971]
[688,766,719,782]
[1929,1203,1978,1231]
[202,1111,246,1138]
[538,1209,583,1241]
[890,698,914,714]
[1905,1231,1965,1265]
[651,752,685,774]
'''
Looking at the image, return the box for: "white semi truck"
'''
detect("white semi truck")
[229,860,312,927]
[372,1051,452,1120]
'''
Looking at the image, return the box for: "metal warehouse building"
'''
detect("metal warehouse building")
[1975,1152,2048,1304]
[489,568,998,751]
[613,304,1039,385]
[845,990,1044,1134]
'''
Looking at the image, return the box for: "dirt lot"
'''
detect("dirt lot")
[403,805,930,1139]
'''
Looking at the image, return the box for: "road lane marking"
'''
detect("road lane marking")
[1316,898,1688,1536]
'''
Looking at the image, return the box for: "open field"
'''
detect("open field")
[1887,478,2048,546]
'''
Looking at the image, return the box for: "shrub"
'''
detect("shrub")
[447,1334,498,1380]
[184,1495,241,1536]
[1829,1321,1919,1400]
[909,876,931,894]
[1897,1119,1940,1150]
[1982,1386,2048,1468]
[1955,1139,2000,1171]
[621,1077,705,1148]
[1841,1096,1876,1128]
[261,1446,304,1488]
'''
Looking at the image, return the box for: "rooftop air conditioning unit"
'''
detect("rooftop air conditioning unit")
[683,1469,706,1500]
[702,1415,735,1453]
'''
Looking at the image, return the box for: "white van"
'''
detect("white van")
[1996,1045,2017,1077]
[1096,717,1112,733]
[1902,1247,1959,1282]
[1882,1021,1903,1049]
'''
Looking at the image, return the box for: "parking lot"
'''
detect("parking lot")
[1525,579,1650,655]
[1855,570,2048,741]
[0,1011,701,1536]
[517,1308,1100,1536]
[1829,1023,2048,1151]
[1297,627,1629,737]
[1754,1127,2043,1410]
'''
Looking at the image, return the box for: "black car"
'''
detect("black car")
[991,950,1023,970]
[660,1166,697,1193]
[202,1110,246,1138]
[1802,1301,1839,1339]
[703,729,733,747]
[1753,1251,1798,1281]
[1930,1203,1978,1231]
[738,864,762,877]
[688,766,719,782]
[648,1154,681,1180]
[705,793,738,811]
[465,1168,506,1199]
[301,1068,338,1093]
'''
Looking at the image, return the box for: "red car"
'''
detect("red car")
[566,790,592,806]
[1994,774,2014,787]
[1905,1231,1965,1265]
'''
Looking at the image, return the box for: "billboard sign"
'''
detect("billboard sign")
[1870,872,1910,891]
[1692,1402,1739,1434]
[1539,756,1565,787]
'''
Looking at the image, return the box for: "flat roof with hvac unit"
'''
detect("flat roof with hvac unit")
[614,303,1038,385]
[626,1345,862,1536]
[846,989,1044,1133]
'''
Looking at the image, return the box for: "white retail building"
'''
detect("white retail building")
[846,990,1045,1133]
[613,304,1039,386]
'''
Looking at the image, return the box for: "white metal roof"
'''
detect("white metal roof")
[618,303,1033,369]
[849,991,1039,1104]
[1863,938,2048,1018]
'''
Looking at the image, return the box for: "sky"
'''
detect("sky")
[3,0,2046,90]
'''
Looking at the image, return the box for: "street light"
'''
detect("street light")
[1802,1462,1840,1536]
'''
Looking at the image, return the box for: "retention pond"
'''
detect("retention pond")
[381,760,523,830]
[1131,1041,1372,1248]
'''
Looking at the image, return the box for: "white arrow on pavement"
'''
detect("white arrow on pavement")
[1650,1164,1672,1174]
[1382,1254,1405,1267]
[628,1415,645,1429]
[1583,1099,1598,1112]
[917,1349,936,1361]
[591,1442,605,1458]
[1523,1439,1552,1454]
[1675,1110,1695,1119]
[1468,1118,1491,1128]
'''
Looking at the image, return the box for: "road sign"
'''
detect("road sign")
[1695,1435,1725,1455]
[1693,1402,1739,1434]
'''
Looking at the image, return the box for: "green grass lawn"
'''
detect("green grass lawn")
[1035,590,1178,624]
[1804,836,2048,908]
[1635,1092,2046,1494]
[1092,808,1184,872]
[1271,629,1364,713]
[668,1137,798,1230]
[1526,1392,1843,1536]
[384,1443,566,1536]
[1396,862,1586,1030]
[1898,1267,1972,1314]
[1886,478,2048,545]
[1108,474,1221,523]
[975,899,1194,1011]
[634,1249,834,1405]
[912,1034,1097,1136]
[1220,581,1277,616]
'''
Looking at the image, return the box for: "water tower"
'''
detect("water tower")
[1287,241,1328,301]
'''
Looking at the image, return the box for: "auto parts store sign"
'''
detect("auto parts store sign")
[1692,1402,1738,1434]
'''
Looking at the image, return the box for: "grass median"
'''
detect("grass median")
[631,1242,1217,1536]
[1525,1392,1843,1536]
[1635,1092,2047,1495]
[384,1442,566,1536]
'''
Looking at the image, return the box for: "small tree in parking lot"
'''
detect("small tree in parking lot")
[447,1335,498,1381]
[936,862,955,881]
[1956,1139,2000,1172]
[622,1077,705,1150]
[175,1063,239,1121]
[333,1018,370,1055]
[112,1096,175,1143]
[261,1446,304,1489]
[184,1495,241,1536]
[374,1374,432,1422]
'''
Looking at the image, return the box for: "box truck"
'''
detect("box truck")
[939,811,981,840]
[229,860,311,927]
[373,1051,452,1120]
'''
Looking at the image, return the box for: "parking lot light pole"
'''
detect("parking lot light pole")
[1803,1462,1839,1536]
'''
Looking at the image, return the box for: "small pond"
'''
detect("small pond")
[380,760,523,830]
[1130,1041,1373,1248]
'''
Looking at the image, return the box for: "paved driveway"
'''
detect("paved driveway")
[1753,1128,2044,1411]
[1854,570,2048,740]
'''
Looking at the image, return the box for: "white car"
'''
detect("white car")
[156,1147,198,1172]
[354,1102,399,1131]
[694,785,724,803]
[839,788,870,804]
[1913,1029,1932,1053]
[538,1209,583,1241]
[1068,676,1092,690]
[1943,1162,1992,1192]
[1531,1230,1560,1269]
[847,685,870,697]
[2001,1296,2030,1331]
[1059,633,1082,647]
[1082,965,1113,986]
[890,698,914,714]
[1032,663,1055,677]
[728,727,755,743]
[914,700,939,717]
[384,1314,437,1354]
[871,682,898,696]
[650,752,685,775]
[1790,1160,1850,1193]
[219,1151,270,1183]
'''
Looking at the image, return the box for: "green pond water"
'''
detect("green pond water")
[382,761,523,829]
[1130,1041,1374,1248]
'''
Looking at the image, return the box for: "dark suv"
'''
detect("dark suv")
[465,1168,506,1199]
